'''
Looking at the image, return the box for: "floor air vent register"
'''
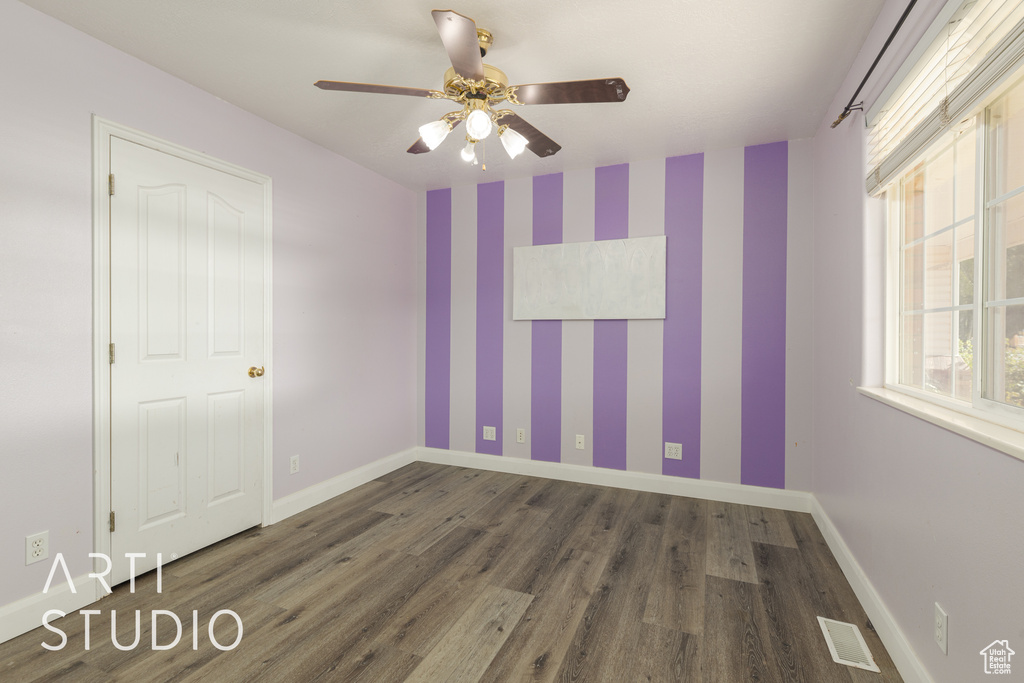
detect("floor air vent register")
[817,616,881,672]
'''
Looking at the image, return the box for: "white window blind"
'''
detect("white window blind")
[866,0,1024,195]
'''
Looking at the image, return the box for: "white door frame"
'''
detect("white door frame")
[91,116,274,583]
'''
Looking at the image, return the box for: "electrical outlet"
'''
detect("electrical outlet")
[483,426,496,441]
[575,434,585,450]
[665,442,683,460]
[289,454,300,475]
[934,603,948,654]
[26,531,48,565]
[516,428,526,444]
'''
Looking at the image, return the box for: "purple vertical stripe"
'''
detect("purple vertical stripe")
[741,142,788,489]
[593,164,629,470]
[531,174,563,462]
[425,189,452,449]
[663,154,703,478]
[476,181,504,455]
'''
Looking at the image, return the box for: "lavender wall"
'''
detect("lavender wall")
[0,0,417,608]
[812,1,1024,680]
[422,145,814,488]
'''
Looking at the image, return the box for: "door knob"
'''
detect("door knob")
[248,366,265,378]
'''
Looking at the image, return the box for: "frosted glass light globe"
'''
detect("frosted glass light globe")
[418,120,451,150]
[465,109,493,140]
[460,140,477,163]
[500,127,528,159]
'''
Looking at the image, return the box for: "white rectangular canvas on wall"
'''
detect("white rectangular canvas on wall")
[513,235,666,320]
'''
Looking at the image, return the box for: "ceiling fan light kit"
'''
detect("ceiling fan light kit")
[315,9,630,167]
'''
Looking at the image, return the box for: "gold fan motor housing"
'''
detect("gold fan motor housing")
[477,28,493,55]
[442,64,509,99]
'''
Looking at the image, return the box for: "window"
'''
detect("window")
[886,75,1024,421]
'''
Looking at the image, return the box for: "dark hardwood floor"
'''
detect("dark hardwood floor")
[0,462,902,682]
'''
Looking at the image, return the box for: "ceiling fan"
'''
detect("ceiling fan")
[315,9,630,165]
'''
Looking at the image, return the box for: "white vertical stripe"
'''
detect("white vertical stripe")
[449,183,477,453]
[416,190,427,447]
[626,158,666,475]
[561,168,595,466]
[786,139,814,491]
[503,177,532,459]
[700,148,745,484]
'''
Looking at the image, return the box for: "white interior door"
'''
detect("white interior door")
[109,136,266,586]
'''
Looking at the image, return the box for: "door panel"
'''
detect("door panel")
[110,136,265,585]
[138,397,186,526]
[139,185,186,361]
[209,193,245,357]
[208,390,245,503]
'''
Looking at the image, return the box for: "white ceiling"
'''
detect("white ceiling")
[20,0,885,191]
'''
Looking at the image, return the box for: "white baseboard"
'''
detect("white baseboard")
[416,447,815,512]
[0,574,103,645]
[811,501,932,683]
[267,447,418,525]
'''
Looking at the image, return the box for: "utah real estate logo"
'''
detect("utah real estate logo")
[980,640,1014,675]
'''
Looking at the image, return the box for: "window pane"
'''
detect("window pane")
[924,230,953,308]
[901,314,923,388]
[987,304,1024,408]
[988,83,1024,198]
[925,145,954,233]
[924,311,953,396]
[955,128,976,223]
[988,194,1024,301]
[904,166,924,244]
[904,243,924,311]
[957,221,975,306]
[956,310,973,401]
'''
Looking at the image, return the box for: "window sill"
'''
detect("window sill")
[857,386,1024,463]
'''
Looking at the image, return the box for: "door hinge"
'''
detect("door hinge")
[109,511,115,533]
[109,342,115,365]
[108,173,115,196]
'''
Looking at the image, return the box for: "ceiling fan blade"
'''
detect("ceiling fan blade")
[510,78,630,105]
[314,80,438,98]
[502,113,561,157]
[432,10,485,81]
[407,119,463,154]
[407,138,432,155]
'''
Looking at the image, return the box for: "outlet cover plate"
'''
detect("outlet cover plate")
[483,426,497,441]
[516,428,525,444]
[934,603,948,654]
[289,455,300,475]
[665,442,683,460]
[26,531,48,565]
[575,434,585,450]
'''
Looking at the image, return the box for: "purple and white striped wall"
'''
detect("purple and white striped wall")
[424,141,799,489]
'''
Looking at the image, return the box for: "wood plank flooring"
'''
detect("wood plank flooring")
[0,462,902,682]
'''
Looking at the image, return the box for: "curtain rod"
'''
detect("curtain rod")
[831,0,919,128]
